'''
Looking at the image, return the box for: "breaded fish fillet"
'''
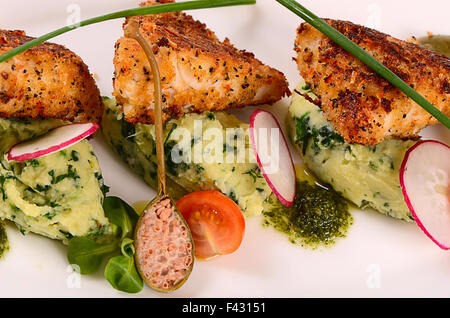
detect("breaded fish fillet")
[0,30,102,123]
[295,19,450,146]
[113,0,290,124]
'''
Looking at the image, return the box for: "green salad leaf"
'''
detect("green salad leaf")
[104,255,143,294]
[67,237,118,275]
[103,196,139,239]
[67,196,143,294]
[120,237,135,258]
[105,238,143,294]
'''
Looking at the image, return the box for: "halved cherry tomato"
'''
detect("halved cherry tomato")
[176,190,245,260]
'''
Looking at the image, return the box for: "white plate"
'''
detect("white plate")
[0,0,449,298]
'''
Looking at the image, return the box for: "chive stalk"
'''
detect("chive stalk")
[0,0,255,63]
[276,0,450,129]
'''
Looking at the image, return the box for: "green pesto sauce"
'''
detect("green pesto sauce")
[418,35,450,57]
[0,221,9,259]
[263,167,353,249]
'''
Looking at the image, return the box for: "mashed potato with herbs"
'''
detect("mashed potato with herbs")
[287,81,416,221]
[101,97,271,217]
[0,117,109,242]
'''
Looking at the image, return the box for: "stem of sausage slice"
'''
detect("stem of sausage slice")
[125,20,195,292]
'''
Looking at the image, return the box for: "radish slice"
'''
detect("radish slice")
[400,140,450,250]
[8,123,99,162]
[250,109,296,207]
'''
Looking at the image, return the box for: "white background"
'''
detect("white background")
[0,0,449,298]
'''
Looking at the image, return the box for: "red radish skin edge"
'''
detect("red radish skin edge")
[250,109,297,207]
[8,123,100,162]
[399,139,450,250]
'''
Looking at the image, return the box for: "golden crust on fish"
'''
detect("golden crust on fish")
[113,0,290,124]
[0,30,103,123]
[295,19,450,146]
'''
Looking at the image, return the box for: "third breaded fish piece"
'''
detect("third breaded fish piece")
[113,0,290,124]
[0,30,102,123]
[295,19,450,146]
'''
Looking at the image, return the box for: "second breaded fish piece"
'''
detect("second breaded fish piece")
[113,0,290,124]
[295,19,450,146]
[0,30,102,123]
